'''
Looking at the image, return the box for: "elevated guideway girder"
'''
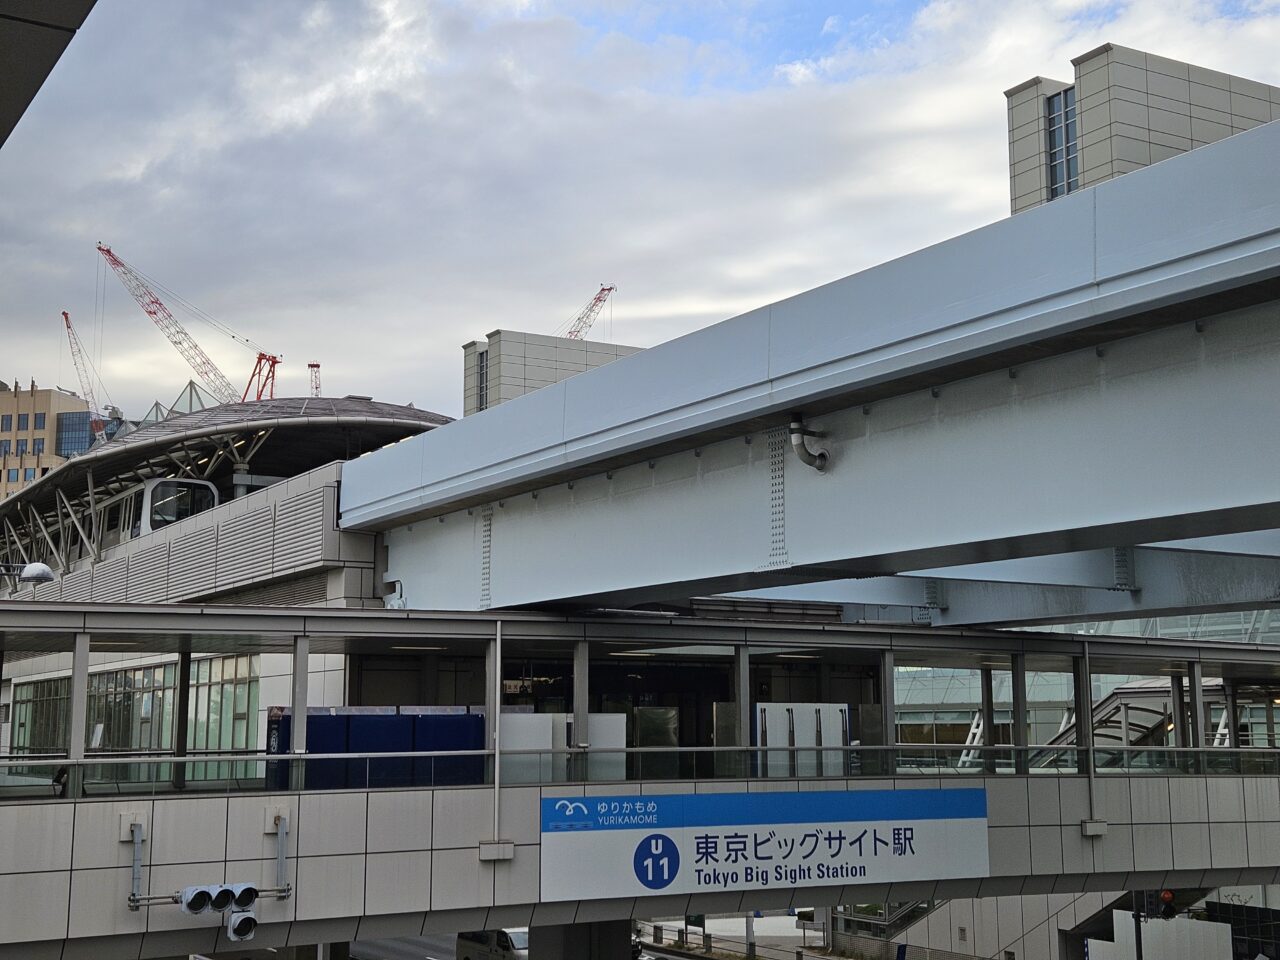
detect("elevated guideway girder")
[342,120,1280,616]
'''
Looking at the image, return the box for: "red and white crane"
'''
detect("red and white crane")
[96,243,281,404]
[565,284,616,340]
[60,311,108,445]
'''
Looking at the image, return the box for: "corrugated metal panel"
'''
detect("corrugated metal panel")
[93,557,129,601]
[126,543,170,602]
[274,488,326,570]
[216,506,274,589]
[60,569,93,601]
[168,527,217,599]
[212,571,330,606]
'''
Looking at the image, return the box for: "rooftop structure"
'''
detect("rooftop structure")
[0,395,450,604]
[463,329,642,416]
[1006,43,1280,214]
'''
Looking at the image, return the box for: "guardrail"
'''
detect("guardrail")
[0,743,1277,801]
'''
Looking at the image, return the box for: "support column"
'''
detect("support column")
[1187,661,1206,749]
[573,639,590,748]
[484,636,499,750]
[1011,653,1028,774]
[68,632,90,761]
[980,667,996,774]
[529,919,631,960]
[1171,673,1188,748]
[1071,655,1091,748]
[880,651,896,747]
[1224,680,1241,748]
[735,645,751,749]
[291,636,310,753]
[1267,697,1276,749]
[173,651,192,788]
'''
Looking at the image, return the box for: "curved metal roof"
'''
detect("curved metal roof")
[0,396,451,522]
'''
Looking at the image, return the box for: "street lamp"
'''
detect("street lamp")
[0,562,55,584]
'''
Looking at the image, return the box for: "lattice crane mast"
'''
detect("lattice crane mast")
[308,362,321,397]
[565,284,616,340]
[61,311,107,445]
[96,243,282,404]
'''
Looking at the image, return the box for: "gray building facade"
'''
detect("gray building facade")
[462,330,642,416]
[1007,43,1280,214]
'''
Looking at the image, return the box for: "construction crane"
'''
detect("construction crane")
[60,311,107,445]
[565,284,616,340]
[308,362,321,397]
[96,243,281,404]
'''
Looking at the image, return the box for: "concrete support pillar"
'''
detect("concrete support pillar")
[1011,653,1028,774]
[1266,697,1276,749]
[173,651,192,788]
[979,667,996,774]
[573,639,590,748]
[1187,661,1206,749]
[879,650,896,747]
[735,645,751,749]
[1224,680,1242,748]
[1170,673,1188,748]
[1071,655,1092,749]
[291,636,310,754]
[68,632,90,761]
[530,919,631,960]
[485,636,499,749]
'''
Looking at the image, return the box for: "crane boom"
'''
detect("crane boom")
[565,284,616,340]
[96,243,240,405]
[61,311,107,445]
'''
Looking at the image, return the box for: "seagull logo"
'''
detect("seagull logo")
[555,800,588,816]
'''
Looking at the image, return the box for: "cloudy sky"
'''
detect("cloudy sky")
[3,0,1279,418]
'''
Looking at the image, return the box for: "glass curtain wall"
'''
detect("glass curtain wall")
[10,654,259,763]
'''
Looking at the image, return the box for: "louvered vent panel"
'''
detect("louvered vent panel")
[169,527,218,599]
[211,571,330,606]
[60,569,94,601]
[93,557,129,601]
[216,506,274,589]
[273,488,326,570]
[126,543,170,602]
[33,579,61,601]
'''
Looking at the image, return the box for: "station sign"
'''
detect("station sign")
[539,788,989,901]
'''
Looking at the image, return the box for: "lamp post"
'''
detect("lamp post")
[0,562,55,585]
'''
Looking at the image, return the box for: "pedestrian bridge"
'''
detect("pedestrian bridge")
[1,746,1278,960]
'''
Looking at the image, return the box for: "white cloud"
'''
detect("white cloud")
[2,0,1279,419]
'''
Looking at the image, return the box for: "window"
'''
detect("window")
[22,468,35,481]
[0,440,8,456]
[15,439,25,456]
[33,412,45,430]
[1046,87,1078,200]
[149,481,216,531]
[5,469,15,483]
[0,414,9,431]
[476,349,489,411]
[32,438,43,455]
[16,413,27,430]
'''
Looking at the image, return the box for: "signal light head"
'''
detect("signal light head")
[209,887,234,912]
[179,886,213,915]
[226,909,258,941]
[231,884,258,909]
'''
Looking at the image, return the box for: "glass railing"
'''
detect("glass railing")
[0,743,1276,800]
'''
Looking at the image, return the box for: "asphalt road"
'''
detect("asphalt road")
[349,932,457,960]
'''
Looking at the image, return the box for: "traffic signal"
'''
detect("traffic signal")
[226,908,258,941]
[1158,888,1177,920]
[177,883,259,939]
